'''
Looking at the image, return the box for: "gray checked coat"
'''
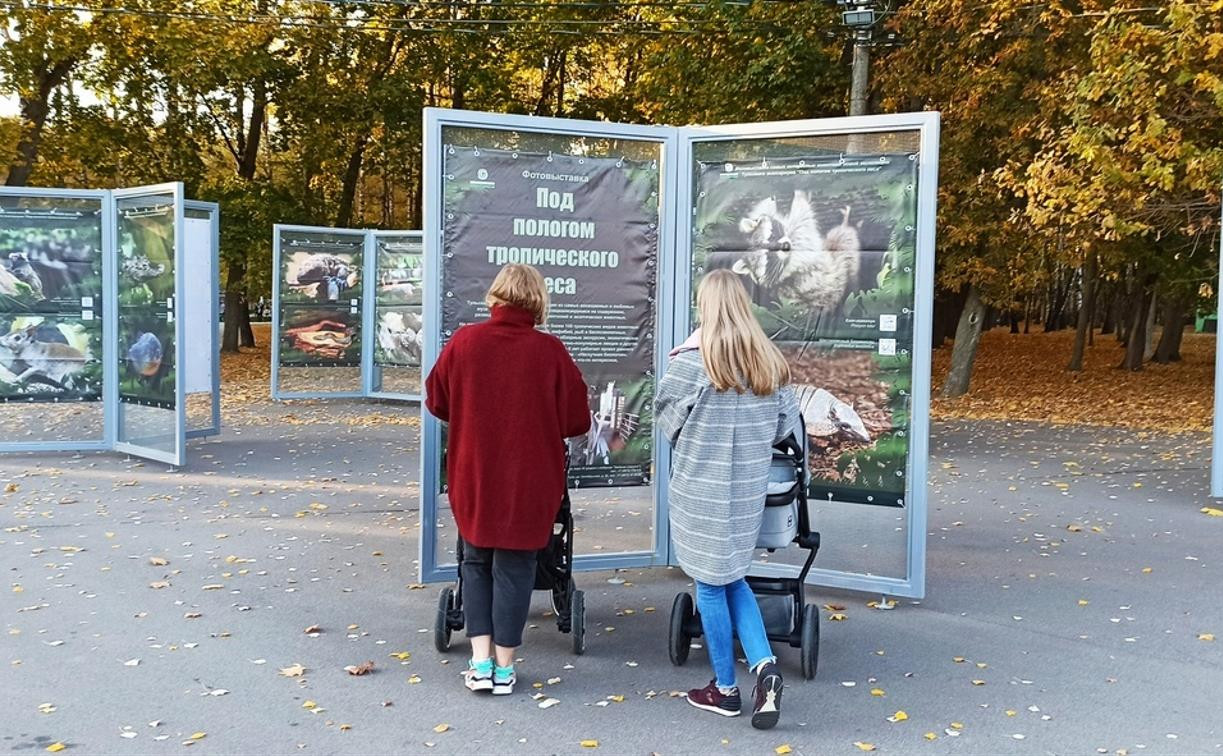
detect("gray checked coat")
[656,349,800,586]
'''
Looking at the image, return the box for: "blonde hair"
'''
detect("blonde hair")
[697,270,791,395]
[485,264,549,325]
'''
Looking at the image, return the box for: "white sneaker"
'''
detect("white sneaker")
[491,666,516,696]
[465,661,493,692]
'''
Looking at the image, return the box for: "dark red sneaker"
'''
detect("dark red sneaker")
[686,680,742,717]
[751,662,784,730]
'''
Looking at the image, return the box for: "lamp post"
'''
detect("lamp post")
[838,1,877,117]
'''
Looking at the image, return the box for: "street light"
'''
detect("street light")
[836,0,876,118]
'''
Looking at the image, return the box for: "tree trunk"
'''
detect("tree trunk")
[1119,274,1155,370]
[1068,253,1097,371]
[1023,298,1031,334]
[335,132,369,228]
[1142,292,1157,362]
[222,259,247,353]
[5,59,77,186]
[942,285,987,398]
[932,286,967,349]
[1009,310,1020,334]
[1153,293,1188,364]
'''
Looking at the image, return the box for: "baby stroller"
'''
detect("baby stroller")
[667,421,822,679]
[434,473,587,656]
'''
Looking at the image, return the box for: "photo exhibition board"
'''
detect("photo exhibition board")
[0,189,109,448]
[0,184,219,465]
[183,202,221,437]
[270,225,424,401]
[678,114,940,599]
[113,184,185,466]
[419,109,678,581]
[369,230,425,400]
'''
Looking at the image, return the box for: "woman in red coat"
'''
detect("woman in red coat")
[425,263,590,695]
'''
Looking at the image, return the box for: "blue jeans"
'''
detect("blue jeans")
[695,579,776,689]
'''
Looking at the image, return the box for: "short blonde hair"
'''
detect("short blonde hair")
[697,270,791,395]
[485,264,549,324]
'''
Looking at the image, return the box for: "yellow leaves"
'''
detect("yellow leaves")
[1078,599,1089,606]
[580,740,600,748]
[339,724,352,732]
[148,556,169,566]
[302,700,318,710]
[45,744,66,753]
[188,733,206,741]
[279,663,306,677]
[4,482,18,494]
[1199,633,1215,642]
[870,688,886,697]
[924,732,938,741]
[887,710,908,723]
[1066,523,1084,533]
[408,675,422,684]
[1005,709,1017,717]
[828,613,848,622]
[389,651,411,661]
[1201,507,1223,517]
[971,679,986,686]
[38,703,56,714]
[149,580,171,589]
[952,656,965,663]
[1141,567,1153,574]
[853,742,877,752]
[775,746,793,755]
[433,724,450,734]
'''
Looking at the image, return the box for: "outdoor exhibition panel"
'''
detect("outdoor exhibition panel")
[1212,199,1223,498]
[0,188,111,450]
[112,184,187,466]
[419,108,678,582]
[676,113,940,599]
[270,225,424,401]
[367,230,425,400]
[184,201,221,438]
[0,183,220,466]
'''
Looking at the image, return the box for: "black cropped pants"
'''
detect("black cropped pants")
[461,540,537,648]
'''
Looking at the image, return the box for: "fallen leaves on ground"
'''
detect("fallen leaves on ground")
[853,742,877,752]
[931,329,1215,432]
[887,710,908,723]
[279,663,306,677]
[344,661,375,676]
[433,724,450,733]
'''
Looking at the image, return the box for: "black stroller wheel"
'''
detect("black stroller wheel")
[669,592,694,665]
[571,589,586,655]
[435,587,456,653]
[800,603,819,680]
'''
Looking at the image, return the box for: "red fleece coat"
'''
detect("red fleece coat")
[425,305,591,550]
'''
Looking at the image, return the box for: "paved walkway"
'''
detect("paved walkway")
[1,407,1221,755]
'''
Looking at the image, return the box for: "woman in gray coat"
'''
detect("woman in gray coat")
[657,270,800,730]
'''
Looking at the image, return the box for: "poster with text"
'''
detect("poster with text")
[442,146,660,487]
[692,151,919,507]
[117,200,177,409]
[0,205,104,402]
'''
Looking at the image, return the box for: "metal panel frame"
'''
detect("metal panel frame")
[270,223,370,401]
[675,112,940,599]
[112,182,187,467]
[367,229,425,402]
[0,186,113,453]
[1212,198,1223,498]
[184,200,222,440]
[418,107,679,582]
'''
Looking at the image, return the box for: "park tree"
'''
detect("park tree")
[1007,0,1223,371]
[878,0,1092,396]
[0,0,100,186]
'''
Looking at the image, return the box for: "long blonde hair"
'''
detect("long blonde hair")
[697,270,791,395]
[485,263,549,324]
